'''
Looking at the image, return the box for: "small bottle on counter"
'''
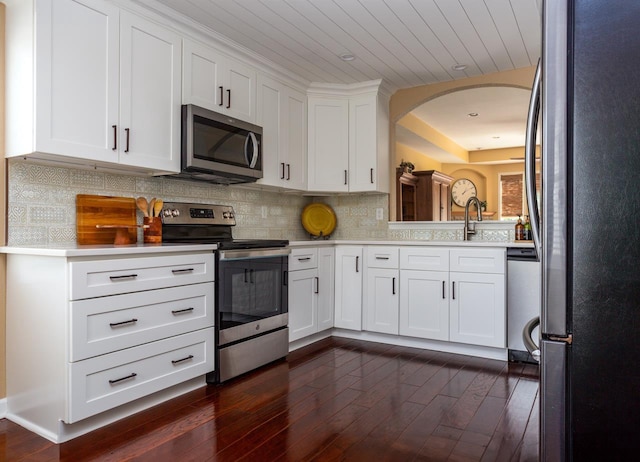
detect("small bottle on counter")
[515,215,525,241]
[524,215,532,240]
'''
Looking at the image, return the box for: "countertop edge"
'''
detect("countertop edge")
[288,240,535,248]
[0,243,218,257]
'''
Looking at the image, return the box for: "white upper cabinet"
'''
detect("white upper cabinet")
[183,39,256,123]
[4,0,181,173]
[307,81,389,193]
[257,74,307,190]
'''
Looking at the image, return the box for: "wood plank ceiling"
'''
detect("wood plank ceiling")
[147,0,542,93]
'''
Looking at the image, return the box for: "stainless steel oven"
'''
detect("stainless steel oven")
[160,202,289,383]
[216,248,289,382]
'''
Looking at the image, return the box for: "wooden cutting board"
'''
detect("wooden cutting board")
[76,195,137,245]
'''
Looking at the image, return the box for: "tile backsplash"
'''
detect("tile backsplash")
[7,160,313,246]
[7,160,514,247]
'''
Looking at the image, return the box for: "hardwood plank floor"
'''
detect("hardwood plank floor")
[0,337,539,461]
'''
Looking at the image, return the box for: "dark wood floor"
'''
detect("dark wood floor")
[1,337,539,461]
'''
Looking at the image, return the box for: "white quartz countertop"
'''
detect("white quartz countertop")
[289,240,535,248]
[0,243,218,257]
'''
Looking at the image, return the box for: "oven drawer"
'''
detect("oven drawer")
[67,327,214,424]
[69,283,215,361]
[69,253,215,300]
[289,248,318,271]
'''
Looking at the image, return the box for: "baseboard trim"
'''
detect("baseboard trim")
[0,397,7,419]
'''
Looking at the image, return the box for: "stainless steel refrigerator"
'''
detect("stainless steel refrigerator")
[525,1,640,459]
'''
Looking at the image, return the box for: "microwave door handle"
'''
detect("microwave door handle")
[244,132,259,168]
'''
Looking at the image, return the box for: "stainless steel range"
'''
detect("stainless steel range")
[161,202,290,383]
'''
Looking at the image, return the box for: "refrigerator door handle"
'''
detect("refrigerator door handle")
[525,60,542,252]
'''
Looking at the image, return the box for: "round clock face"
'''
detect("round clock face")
[451,178,477,206]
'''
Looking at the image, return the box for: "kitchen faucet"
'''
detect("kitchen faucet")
[463,197,483,241]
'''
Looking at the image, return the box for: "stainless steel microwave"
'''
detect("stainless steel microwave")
[179,104,263,184]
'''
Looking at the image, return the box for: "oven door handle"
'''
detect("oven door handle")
[218,247,291,261]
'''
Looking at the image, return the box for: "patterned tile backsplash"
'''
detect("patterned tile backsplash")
[7,159,515,246]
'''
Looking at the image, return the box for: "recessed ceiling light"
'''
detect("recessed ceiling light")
[467,112,478,117]
[476,147,483,150]
[452,64,468,71]
[339,53,355,62]
[492,136,500,139]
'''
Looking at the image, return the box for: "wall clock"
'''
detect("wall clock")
[451,178,477,207]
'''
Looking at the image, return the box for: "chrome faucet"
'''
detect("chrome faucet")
[464,197,483,241]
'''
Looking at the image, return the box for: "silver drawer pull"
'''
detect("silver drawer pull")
[109,274,137,281]
[172,268,194,274]
[171,355,194,365]
[109,318,138,327]
[109,372,137,384]
[171,307,195,315]
[297,257,311,262]
[375,256,390,260]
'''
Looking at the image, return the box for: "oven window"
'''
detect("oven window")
[218,256,287,330]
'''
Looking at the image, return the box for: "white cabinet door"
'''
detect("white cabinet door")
[399,270,450,341]
[183,39,256,123]
[349,93,377,192]
[334,246,363,330]
[223,57,256,123]
[257,75,306,190]
[449,272,506,348]
[307,97,349,192]
[288,268,318,342]
[34,0,120,162]
[284,88,307,190]
[119,12,181,173]
[364,268,399,335]
[317,247,335,332]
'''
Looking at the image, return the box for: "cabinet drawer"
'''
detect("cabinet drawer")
[69,283,215,362]
[449,248,505,274]
[366,246,399,268]
[67,327,214,423]
[289,248,318,271]
[400,248,449,271]
[69,253,215,300]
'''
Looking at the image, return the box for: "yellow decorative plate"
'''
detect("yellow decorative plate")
[301,203,337,237]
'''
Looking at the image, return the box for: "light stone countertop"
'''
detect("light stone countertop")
[289,240,535,248]
[0,243,218,257]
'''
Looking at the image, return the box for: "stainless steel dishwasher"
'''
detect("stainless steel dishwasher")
[507,247,541,364]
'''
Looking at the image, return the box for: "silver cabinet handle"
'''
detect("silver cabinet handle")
[356,256,359,273]
[370,168,374,184]
[226,89,231,109]
[112,125,117,151]
[171,307,194,315]
[109,274,137,281]
[286,163,291,180]
[109,373,137,385]
[452,281,456,300]
[442,281,445,299]
[297,257,311,262]
[344,170,348,185]
[172,268,194,274]
[280,162,286,179]
[219,86,224,106]
[315,276,319,294]
[124,128,130,153]
[109,318,138,327]
[171,355,194,365]
[375,256,390,260]
[392,277,396,295]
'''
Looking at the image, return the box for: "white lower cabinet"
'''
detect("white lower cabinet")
[334,246,363,330]
[397,247,506,348]
[449,272,505,348]
[363,246,400,334]
[399,270,449,341]
[288,247,334,342]
[5,250,216,442]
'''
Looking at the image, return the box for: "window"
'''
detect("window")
[499,172,540,220]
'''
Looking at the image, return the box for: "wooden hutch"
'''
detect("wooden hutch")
[396,169,453,221]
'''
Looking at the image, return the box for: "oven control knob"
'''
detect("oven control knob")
[162,209,172,218]
[171,209,180,217]
[223,212,229,219]
[229,212,235,219]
